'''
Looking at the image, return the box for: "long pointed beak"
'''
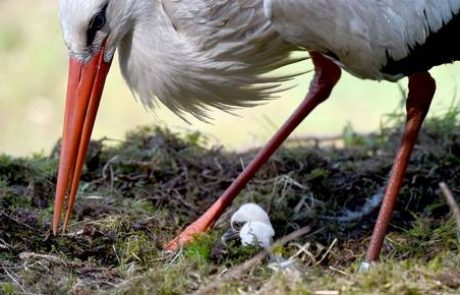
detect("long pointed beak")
[221,228,240,243]
[52,44,113,234]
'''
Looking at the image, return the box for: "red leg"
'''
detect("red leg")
[165,52,341,251]
[360,72,436,270]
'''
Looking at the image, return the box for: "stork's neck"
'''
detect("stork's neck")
[117,0,194,112]
[117,0,298,120]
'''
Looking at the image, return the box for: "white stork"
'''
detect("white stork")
[53,0,460,267]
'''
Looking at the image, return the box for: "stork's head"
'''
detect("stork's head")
[230,203,272,227]
[222,203,275,248]
[59,0,135,62]
[52,0,136,234]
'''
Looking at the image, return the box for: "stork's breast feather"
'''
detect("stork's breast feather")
[118,0,299,120]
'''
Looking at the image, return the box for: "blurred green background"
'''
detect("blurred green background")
[1,0,459,156]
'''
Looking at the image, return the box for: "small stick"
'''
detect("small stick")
[1,212,35,230]
[3,266,27,294]
[19,252,67,265]
[193,225,311,295]
[439,182,460,231]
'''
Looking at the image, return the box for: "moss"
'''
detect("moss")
[0,283,17,294]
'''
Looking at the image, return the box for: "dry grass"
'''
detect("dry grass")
[1,111,460,294]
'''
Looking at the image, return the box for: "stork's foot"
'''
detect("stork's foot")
[165,212,216,252]
[358,261,372,272]
[165,225,206,252]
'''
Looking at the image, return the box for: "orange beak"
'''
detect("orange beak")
[52,44,113,234]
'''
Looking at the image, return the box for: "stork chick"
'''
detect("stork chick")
[222,203,298,271]
[222,203,275,248]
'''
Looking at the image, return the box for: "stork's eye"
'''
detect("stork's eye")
[86,3,108,46]
[232,221,245,231]
[90,12,106,31]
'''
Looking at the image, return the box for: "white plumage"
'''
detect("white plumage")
[226,203,275,248]
[230,203,273,226]
[239,221,275,248]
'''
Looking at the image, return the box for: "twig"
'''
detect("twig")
[328,265,349,276]
[439,182,460,234]
[0,238,11,250]
[289,242,317,264]
[19,252,67,265]
[112,244,121,265]
[193,225,311,295]
[0,212,35,230]
[314,238,337,266]
[314,291,340,295]
[3,266,27,294]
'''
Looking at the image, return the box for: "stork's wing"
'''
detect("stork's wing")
[265,0,460,79]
